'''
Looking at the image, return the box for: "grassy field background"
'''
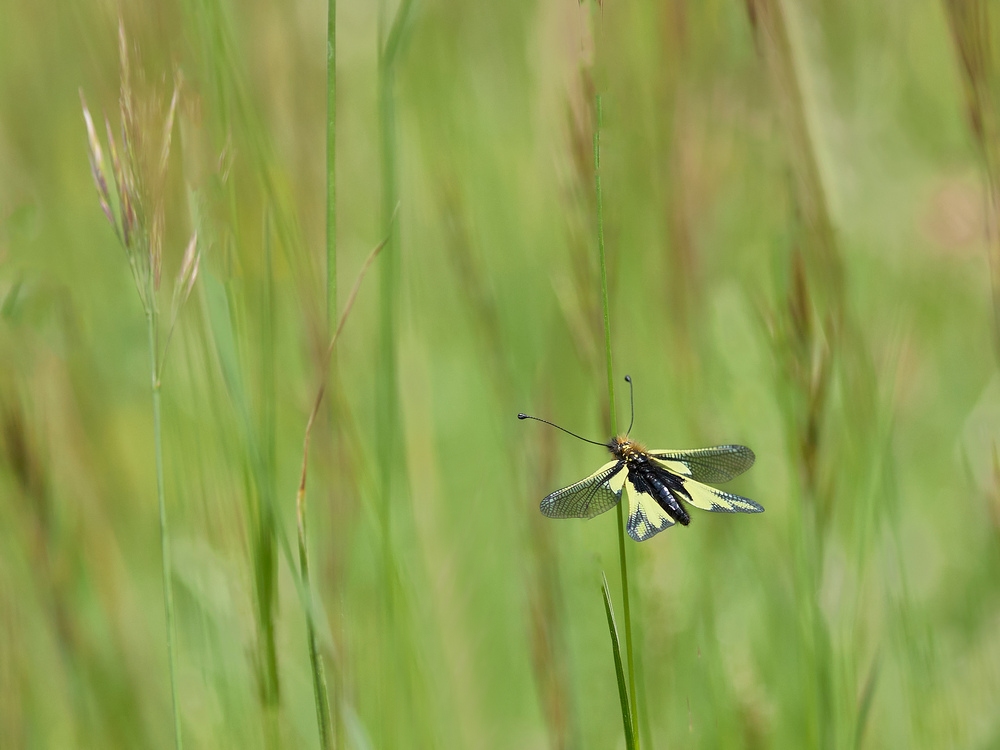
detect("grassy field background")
[3,0,1000,748]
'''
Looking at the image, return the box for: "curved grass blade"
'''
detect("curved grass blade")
[602,571,636,750]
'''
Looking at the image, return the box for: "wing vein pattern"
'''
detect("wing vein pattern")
[674,476,764,514]
[540,460,626,519]
[649,444,755,483]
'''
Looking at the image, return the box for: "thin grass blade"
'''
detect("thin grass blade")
[602,571,635,750]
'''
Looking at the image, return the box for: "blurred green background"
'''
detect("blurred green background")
[3,0,1000,748]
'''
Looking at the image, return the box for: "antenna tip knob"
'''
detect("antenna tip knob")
[517,413,528,420]
[624,374,632,383]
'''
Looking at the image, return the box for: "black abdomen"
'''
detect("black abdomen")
[635,464,690,526]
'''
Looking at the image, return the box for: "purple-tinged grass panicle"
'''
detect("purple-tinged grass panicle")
[81,95,115,232]
[81,18,182,321]
[79,18,192,750]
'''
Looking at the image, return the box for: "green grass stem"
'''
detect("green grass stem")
[296,235,388,750]
[299,0,339,744]
[202,272,331,686]
[376,2,413,743]
[147,310,184,750]
[595,93,639,749]
[260,213,281,720]
[327,0,337,332]
[377,16,398,749]
[377,0,401,605]
[297,490,332,750]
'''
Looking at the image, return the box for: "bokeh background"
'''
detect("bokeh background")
[2,0,1000,748]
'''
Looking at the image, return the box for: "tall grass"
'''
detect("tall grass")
[296,236,386,749]
[376,1,416,746]
[79,26,192,746]
[327,0,338,334]
[746,3,843,746]
[148,312,184,750]
[290,1,340,745]
[5,2,1000,748]
[594,92,640,748]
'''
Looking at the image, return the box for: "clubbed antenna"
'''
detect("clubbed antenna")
[624,375,635,436]
[517,413,607,447]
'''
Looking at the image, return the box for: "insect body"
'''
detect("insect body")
[519,377,763,542]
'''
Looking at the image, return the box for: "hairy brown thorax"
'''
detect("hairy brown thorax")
[609,436,647,460]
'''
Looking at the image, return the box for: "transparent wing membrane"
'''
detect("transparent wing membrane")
[649,445,755,483]
[540,461,626,519]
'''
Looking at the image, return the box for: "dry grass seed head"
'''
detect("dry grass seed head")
[80,18,184,317]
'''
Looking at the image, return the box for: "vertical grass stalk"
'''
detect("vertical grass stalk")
[297,511,332,750]
[81,57,188,747]
[377,0,400,607]
[744,3,846,746]
[148,309,184,750]
[377,10,398,747]
[376,2,412,744]
[595,94,639,747]
[260,214,281,731]
[327,0,337,331]
[294,1,339,746]
[296,237,387,750]
[377,0,411,571]
[298,404,333,750]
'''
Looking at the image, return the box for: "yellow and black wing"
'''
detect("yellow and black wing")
[623,472,676,542]
[650,445,762,516]
[672,476,763,514]
[647,445,755,483]
[540,461,626,519]
[648,445,763,514]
